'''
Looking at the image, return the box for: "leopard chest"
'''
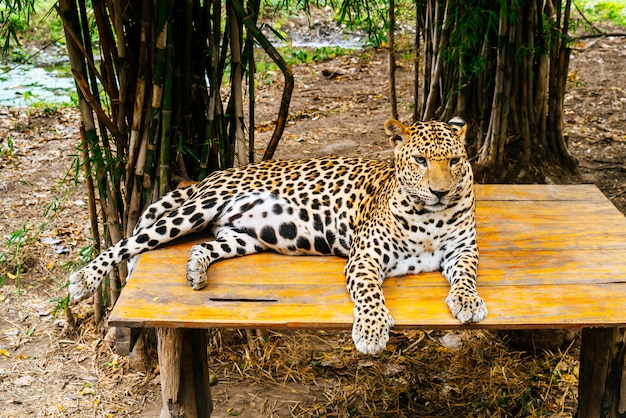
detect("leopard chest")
[381,202,475,277]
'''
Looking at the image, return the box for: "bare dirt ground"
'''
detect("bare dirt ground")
[0,29,625,418]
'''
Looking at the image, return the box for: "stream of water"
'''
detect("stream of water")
[0,21,363,109]
[0,61,75,108]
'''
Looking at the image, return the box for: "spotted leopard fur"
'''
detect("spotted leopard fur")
[69,118,487,354]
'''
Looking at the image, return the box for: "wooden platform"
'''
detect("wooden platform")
[108,184,626,417]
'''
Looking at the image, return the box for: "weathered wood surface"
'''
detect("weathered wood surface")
[109,184,626,331]
[157,328,212,418]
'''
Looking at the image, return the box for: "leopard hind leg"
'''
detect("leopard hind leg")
[126,186,198,275]
[186,227,265,289]
[69,198,216,301]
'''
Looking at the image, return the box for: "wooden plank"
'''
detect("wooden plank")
[122,245,626,288]
[110,269,626,329]
[476,200,626,250]
[109,184,626,331]
[474,184,609,202]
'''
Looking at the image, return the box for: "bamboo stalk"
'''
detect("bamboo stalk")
[59,0,121,311]
[495,3,516,167]
[159,13,174,196]
[143,0,172,204]
[218,16,232,169]
[229,0,293,161]
[412,3,423,122]
[526,0,537,126]
[535,0,553,152]
[518,5,533,170]
[79,125,103,323]
[546,0,561,157]
[480,2,508,167]
[125,0,152,235]
[423,0,450,120]
[112,0,127,137]
[248,38,255,163]
[388,0,398,120]
[94,4,116,102]
[56,3,115,101]
[551,0,577,170]
[421,1,433,119]
[477,30,492,147]
[228,0,247,167]
[179,0,193,156]
[196,0,210,180]
[77,0,124,204]
[199,0,221,179]
[169,4,182,168]
[246,0,260,163]
[129,121,151,236]
[95,0,120,96]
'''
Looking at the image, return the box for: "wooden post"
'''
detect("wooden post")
[115,326,142,356]
[157,328,213,417]
[578,328,626,418]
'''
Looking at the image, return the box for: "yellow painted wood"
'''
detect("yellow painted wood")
[474,184,609,202]
[109,184,626,330]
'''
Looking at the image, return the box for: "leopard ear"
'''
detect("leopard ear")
[384,119,409,148]
[448,117,467,145]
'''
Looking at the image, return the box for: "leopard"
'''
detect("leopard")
[69,118,487,355]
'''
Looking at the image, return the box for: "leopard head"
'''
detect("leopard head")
[384,118,471,210]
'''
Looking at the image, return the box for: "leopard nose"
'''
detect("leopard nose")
[430,188,449,199]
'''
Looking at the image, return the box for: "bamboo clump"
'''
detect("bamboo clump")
[386,0,577,182]
[58,0,293,316]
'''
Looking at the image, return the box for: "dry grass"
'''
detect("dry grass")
[202,328,579,417]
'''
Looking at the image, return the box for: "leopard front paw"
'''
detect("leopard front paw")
[446,288,488,324]
[68,268,96,302]
[186,245,209,290]
[351,304,395,355]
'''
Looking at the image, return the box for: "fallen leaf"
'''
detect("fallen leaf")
[3,329,18,337]
[79,387,96,396]
[14,376,33,386]
[439,333,463,351]
[227,408,242,416]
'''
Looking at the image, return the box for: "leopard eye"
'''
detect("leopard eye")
[413,156,427,166]
[450,157,460,166]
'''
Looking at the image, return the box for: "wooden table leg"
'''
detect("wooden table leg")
[157,328,213,417]
[578,327,626,418]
